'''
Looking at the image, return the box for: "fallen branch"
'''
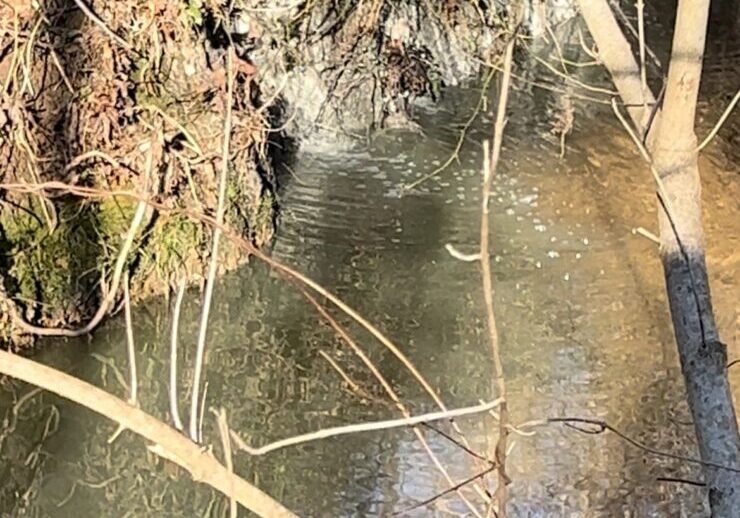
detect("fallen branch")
[0,350,297,518]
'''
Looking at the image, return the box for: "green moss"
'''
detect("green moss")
[138,214,204,287]
[252,189,276,244]
[1,201,101,320]
[183,0,204,26]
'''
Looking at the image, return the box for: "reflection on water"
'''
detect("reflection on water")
[2,16,739,518]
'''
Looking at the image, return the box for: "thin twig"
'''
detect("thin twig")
[190,47,235,441]
[71,0,133,51]
[198,381,209,444]
[393,465,497,516]
[123,273,137,405]
[606,0,662,69]
[633,226,660,245]
[696,88,740,152]
[445,244,481,262]
[169,280,186,431]
[636,0,648,110]
[656,476,706,487]
[402,69,495,191]
[318,350,366,396]
[550,417,740,473]
[299,291,487,516]
[527,50,617,96]
[231,399,502,456]
[422,423,494,463]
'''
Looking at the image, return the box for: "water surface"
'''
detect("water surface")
[2,14,739,518]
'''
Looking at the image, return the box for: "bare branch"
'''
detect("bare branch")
[0,350,297,518]
[230,399,502,456]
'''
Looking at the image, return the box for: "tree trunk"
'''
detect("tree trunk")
[577,0,740,514]
[650,1,740,514]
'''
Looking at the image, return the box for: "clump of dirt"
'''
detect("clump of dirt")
[0,0,277,348]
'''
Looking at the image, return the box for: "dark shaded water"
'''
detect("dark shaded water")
[2,8,739,518]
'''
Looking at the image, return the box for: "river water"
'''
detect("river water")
[2,11,739,518]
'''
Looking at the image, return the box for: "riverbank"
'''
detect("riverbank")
[0,1,546,349]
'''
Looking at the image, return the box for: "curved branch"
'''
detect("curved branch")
[0,350,297,518]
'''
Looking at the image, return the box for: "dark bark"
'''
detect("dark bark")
[663,251,740,515]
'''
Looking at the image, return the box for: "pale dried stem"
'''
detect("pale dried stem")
[169,279,187,431]
[318,350,366,396]
[189,48,234,441]
[636,0,647,108]
[214,408,237,518]
[481,33,516,518]
[696,88,740,152]
[123,273,137,405]
[231,399,502,456]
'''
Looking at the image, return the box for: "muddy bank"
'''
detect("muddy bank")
[0,1,575,348]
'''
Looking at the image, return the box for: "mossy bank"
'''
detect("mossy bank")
[0,0,572,349]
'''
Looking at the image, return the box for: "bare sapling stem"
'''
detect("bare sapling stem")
[480,31,516,517]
